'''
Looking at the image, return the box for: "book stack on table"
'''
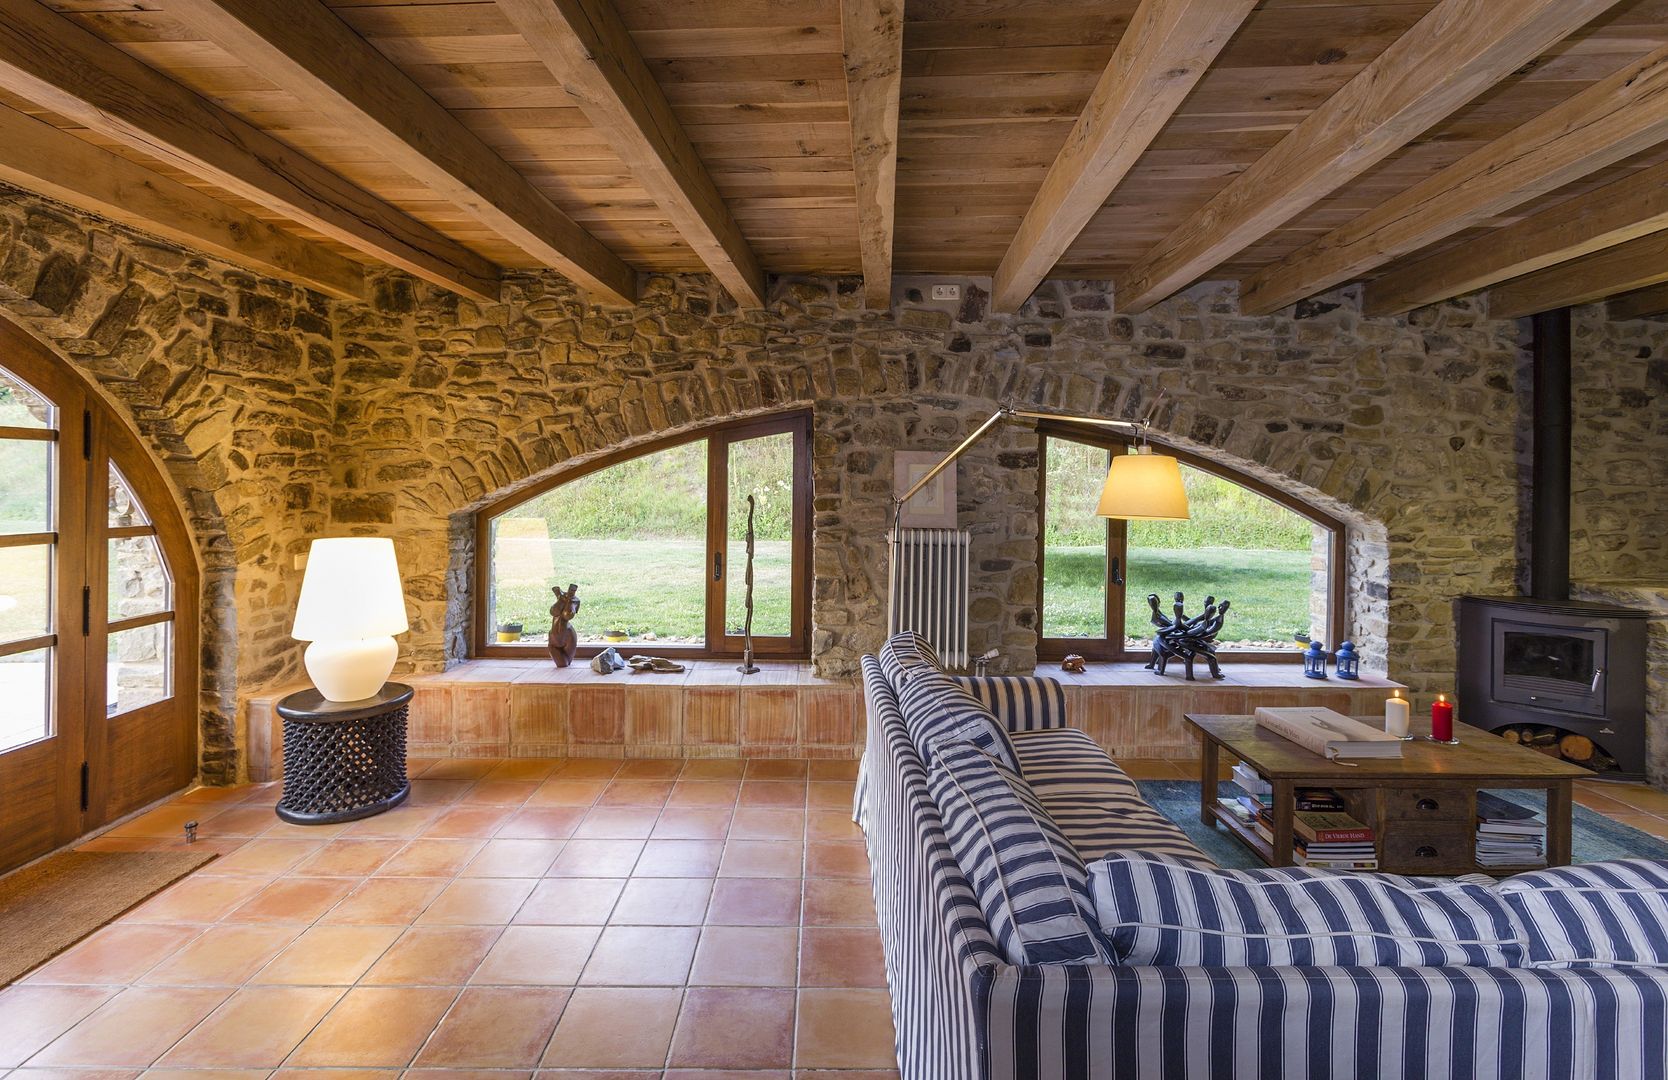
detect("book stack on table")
[1218,765,1379,870]
[1475,791,1547,868]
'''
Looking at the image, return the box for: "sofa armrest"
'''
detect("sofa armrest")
[947,675,1067,732]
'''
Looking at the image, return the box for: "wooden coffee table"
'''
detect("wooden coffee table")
[1186,714,1588,875]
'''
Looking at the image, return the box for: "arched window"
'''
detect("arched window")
[475,411,812,660]
[1037,423,1344,663]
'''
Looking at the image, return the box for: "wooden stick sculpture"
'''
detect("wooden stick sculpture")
[548,583,580,668]
[1144,591,1231,681]
[737,494,759,675]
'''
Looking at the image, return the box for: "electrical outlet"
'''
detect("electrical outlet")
[930,283,961,301]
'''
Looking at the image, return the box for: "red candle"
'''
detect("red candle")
[1431,693,1455,742]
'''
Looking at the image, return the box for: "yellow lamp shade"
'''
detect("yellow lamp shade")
[1096,449,1190,520]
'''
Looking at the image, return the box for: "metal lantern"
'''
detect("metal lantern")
[1303,639,1329,680]
[1334,640,1360,680]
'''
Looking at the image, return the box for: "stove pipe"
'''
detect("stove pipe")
[1529,308,1571,602]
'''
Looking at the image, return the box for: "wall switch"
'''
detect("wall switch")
[294,553,308,571]
[930,284,961,301]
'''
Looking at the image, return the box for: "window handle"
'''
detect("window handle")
[713,551,723,581]
[1110,556,1124,587]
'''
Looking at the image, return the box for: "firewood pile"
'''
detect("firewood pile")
[1497,725,1616,771]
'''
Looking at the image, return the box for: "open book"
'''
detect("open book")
[1254,706,1404,760]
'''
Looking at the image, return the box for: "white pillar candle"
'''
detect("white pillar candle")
[1384,690,1411,738]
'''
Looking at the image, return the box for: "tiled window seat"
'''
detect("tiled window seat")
[247,659,1403,780]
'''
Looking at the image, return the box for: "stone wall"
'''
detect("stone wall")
[1,187,1664,782]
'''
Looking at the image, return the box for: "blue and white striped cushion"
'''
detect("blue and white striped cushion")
[878,630,942,688]
[947,674,1067,732]
[898,670,1021,773]
[1088,852,1529,968]
[929,741,1110,966]
[1497,859,1668,968]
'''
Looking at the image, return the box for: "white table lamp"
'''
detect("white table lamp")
[291,537,409,702]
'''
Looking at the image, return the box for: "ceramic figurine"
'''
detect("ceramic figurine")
[1061,654,1087,673]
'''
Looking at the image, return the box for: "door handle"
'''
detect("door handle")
[713,551,723,581]
[1592,667,1604,693]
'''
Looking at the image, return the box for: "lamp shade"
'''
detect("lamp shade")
[1096,449,1190,520]
[291,537,409,641]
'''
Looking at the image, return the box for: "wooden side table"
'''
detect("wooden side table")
[276,683,413,825]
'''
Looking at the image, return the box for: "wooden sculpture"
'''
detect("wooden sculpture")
[1143,591,1231,681]
[548,583,580,668]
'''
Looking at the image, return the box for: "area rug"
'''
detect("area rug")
[1136,779,1668,871]
[0,849,215,985]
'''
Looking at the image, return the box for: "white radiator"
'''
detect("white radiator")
[887,528,971,670]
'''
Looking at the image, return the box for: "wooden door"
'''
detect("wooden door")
[0,320,197,873]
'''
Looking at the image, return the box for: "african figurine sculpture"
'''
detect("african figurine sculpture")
[1143,591,1231,681]
[549,583,580,668]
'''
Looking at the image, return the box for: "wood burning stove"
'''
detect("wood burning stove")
[1457,595,1649,779]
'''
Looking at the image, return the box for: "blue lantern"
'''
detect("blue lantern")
[1303,640,1329,680]
[1334,640,1360,680]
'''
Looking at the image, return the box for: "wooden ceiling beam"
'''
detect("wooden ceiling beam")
[0,103,364,301]
[0,0,500,302]
[1364,154,1668,318]
[1488,231,1668,320]
[990,0,1256,314]
[1111,0,1625,315]
[1252,45,1668,317]
[1608,284,1668,322]
[841,0,904,310]
[495,0,764,308]
[165,0,635,306]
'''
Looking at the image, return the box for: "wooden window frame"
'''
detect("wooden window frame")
[472,410,813,661]
[1034,421,1347,664]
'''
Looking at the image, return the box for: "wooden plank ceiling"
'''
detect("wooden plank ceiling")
[0,0,1662,317]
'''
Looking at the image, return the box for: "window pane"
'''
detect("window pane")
[108,621,171,716]
[725,431,794,638]
[0,438,50,534]
[0,648,50,751]
[1041,438,1108,639]
[489,441,708,647]
[1125,465,1316,652]
[0,543,50,644]
[109,464,151,527]
[0,365,52,429]
[109,534,170,621]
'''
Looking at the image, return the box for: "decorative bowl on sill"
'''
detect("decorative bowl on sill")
[495,622,523,643]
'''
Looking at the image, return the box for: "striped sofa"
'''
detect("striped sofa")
[857,637,1668,1080]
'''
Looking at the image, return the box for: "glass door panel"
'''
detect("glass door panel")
[724,430,795,638]
[0,647,51,752]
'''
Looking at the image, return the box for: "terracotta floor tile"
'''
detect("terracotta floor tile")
[800,928,886,988]
[737,782,806,809]
[495,807,587,840]
[0,986,118,1068]
[411,987,569,1068]
[806,810,863,842]
[793,989,897,1070]
[665,781,740,808]
[360,927,500,986]
[123,875,272,923]
[540,987,681,1069]
[807,782,857,811]
[172,784,258,806]
[546,839,644,878]
[651,808,733,840]
[678,760,746,780]
[286,986,457,1068]
[405,778,475,806]
[197,806,283,837]
[471,925,601,985]
[551,759,624,780]
[158,986,342,1068]
[106,804,228,839]
[729,808,805,841]
[668,987,794,1070]
[571,807,660,840]
[459,780,540,806]
[30,987,230,1067]
[319,877,448,925]
[139,925,300,986]
[579,926,697,986]
[141,1068,271,1080]
[1600,783,1668,815]
[526,779,608,807]
[514,878,626,925]
[796,1071,899,1080]
[635,839,724,877]
[223,877,357,923]
[808,760,860,781]
[802,879,878,927]
[745,760,809,780]
[609,877,713,926]
[616,759,685,780]
[460,838,563,877]
[339,805,440,839]
[416,878,536,925]
[484,758,563,782]
[806,841,868,879]
[200,839,323,877]
[377,838,486,877]
[597,780,674,807]
[293,839,405,877]
[706,878,801,926]
[249,925,401,985]
[25,924,200,985]
[420,806,516,840]
[1607,811,1668,839]
[690,927,798,987]
[421,759,501,782]
[718,841,803,878]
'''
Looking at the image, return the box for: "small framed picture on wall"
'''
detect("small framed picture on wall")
[893,450,958,528]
